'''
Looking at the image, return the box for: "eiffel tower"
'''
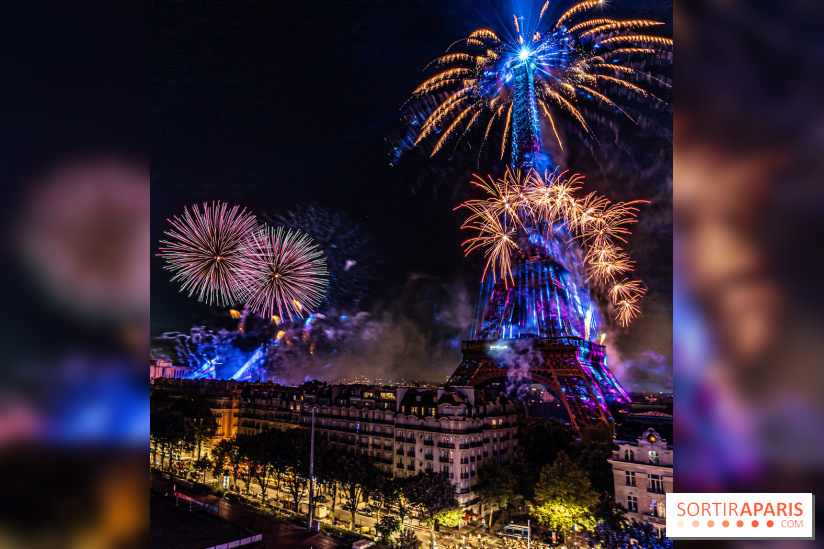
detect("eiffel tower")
[447,53,630,430]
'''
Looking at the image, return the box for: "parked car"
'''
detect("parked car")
[356,507,374,517]
[342,502,354,511]
[314,495,328,503]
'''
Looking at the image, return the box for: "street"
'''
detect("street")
[156,463,508,548]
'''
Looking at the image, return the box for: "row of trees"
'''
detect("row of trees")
[181,426,457,548]
[150,393,217,469]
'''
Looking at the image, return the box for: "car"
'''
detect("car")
[342,503,354,511]
[356,507,375,517]
[314,495,328,503]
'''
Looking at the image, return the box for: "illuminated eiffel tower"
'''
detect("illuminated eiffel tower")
[447,53,630,430]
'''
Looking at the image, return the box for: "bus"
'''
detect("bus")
[498,524,530,539]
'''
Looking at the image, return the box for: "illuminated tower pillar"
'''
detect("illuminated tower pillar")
[510,56,545,172]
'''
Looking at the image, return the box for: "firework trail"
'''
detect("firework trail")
[459,168,646,325]
[266,205,377,309]
[159,201,259,306]
[239,226,328,321]
[406,0,671,164]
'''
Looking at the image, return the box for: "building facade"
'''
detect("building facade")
[154,379,518,510]
[609,426,673,538]
[152,378,241,454]
[150,359,192,380]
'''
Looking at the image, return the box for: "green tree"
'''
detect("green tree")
[376,514,402,545]
[531,451,599,543]
[193,456,212,481]
[242,429,282,498]
[372,475,402,523]
[571,422,615,496]
[316,446,343,520]
[403,472,459,548]
[170,394,218,461]
[281,429,311,512]
[593,497,629,533]
[150,411,195,470]
[338,452,381,528]
[474,463,521,526]
[391,528,421,549]
[514,416,575,501]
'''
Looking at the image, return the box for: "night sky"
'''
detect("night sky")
[152,0,673,390]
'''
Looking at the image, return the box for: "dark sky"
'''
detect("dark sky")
[152,0,673,389]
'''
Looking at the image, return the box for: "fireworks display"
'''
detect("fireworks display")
[459,168,646,326]
[158,201,259,307]
[239,226,328,321]
[409,0,671,167]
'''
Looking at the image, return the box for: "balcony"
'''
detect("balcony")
[460,473,469,480]
[460,458,469,465]
[425,468,433,474]
[437,442,455,449]
[440,457,454,464]
[371,443,382,449]
[425,454,433,461]
[648,487,665,494]
[470,456,475,462]
[406,451,415,457]
[423,440,434,446]
[459,443,470,449]
[407,465,415,471]
[396,449,404,455]
[396,462,404,469]
[406,437,415,443]
[395,436,405,442]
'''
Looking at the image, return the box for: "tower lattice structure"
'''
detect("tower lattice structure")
[448,55,630,430]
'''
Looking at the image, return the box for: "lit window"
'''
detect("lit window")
[649,474,663,493]
[648,451,659,465]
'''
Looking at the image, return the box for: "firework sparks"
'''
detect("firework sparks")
[239,226,328,320]
[159,201,259,306]
[458,168,647,326]
[407,1,672,162]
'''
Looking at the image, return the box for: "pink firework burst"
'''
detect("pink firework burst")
[239,226,328,320]
[159,201,259,306]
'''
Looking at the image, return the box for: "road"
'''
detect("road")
[159,465,508,548]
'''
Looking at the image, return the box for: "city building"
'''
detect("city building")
[154,379,518,511]
[609,416,673,538]
[150,359,192,380]
[152,378,241,454]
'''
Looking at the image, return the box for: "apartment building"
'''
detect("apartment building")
[609,420,673,538]
[162,379,518,510]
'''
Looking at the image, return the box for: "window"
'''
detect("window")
[625,471,636,486]
[649,474,663,493]
[651,500,665,518]
[648,451,659,465]
[624,449,635,462]
[627,496,638,513]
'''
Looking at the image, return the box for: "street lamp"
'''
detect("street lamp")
[307,405,319,530]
